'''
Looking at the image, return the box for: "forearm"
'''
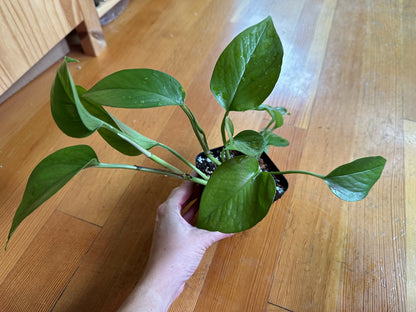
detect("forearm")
[118,275,180,312]
[118,181,231,311]
[118,263,185,312]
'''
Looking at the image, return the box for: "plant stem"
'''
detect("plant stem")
[157,142,210,180]
[96,162,208,185]
[269,170,325,179]
[180,104,209,152]
[180,104,221,166]
[208,153,221,165]
[114,132,184,175]
[220,111,231,159]
[262,120,274,132]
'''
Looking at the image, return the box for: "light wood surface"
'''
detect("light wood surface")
[404,119,416,312]
[97,0,123,18]
[0,0,105,97]
[0,0,414,311]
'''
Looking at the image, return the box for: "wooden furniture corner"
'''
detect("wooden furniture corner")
[0,0,107,99]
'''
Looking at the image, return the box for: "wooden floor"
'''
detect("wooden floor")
[0,0,414,311]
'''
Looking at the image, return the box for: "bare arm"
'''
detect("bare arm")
[118,180,232,312]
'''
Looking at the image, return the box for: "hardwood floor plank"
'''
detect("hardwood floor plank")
[401,1,416,121]
[0,211,99,311]
[52,170,181,312]
[0,101,93,282]
[336,1,406,310]
[269,0,378,311]
[266,303,294,312]
[268,0,338,130]
[404,119,416,311]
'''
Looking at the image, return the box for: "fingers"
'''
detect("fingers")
[167,180,195,210]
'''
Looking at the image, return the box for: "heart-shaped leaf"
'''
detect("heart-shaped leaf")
[227,130,266,157]
[197,156,276,233]
[210,16,283,112]
[83,69,186,108]
[51,57,102,137]
[7,145,99,246]
[323,156,386,201]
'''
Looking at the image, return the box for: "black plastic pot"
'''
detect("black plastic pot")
[195,146,288,201]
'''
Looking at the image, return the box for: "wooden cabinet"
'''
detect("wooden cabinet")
[0,0,106,98]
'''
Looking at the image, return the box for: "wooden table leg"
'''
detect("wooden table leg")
[76,0,106,56]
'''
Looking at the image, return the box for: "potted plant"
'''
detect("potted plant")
[6,16,386,247]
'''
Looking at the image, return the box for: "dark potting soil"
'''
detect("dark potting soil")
[195,147,288,201]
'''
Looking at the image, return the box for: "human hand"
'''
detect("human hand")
[118,180,232,312]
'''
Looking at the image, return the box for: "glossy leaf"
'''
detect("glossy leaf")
[197,156,276,233]
[7,145,99,245]
[323,156,386,201]
[52,59,157,156]
[78,86,157,156]
[50,57,101,137]
[83,69,186,108]
[227,130,266,157]
[210,16,283,112]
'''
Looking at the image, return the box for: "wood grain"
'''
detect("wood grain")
[266,303,294,312]
[404,119,416,312]
[0,0,83,95]
[0,0,412,311]
[402,1,416,121]
[0,0,105,97]
[0,211,99,311]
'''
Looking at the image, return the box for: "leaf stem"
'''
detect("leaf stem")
[180,104,208,152]
[262,120,274,132]
[221,111,231,159]
[96,162,208,185]
[181,104,221,166]
[269,170,325,179]
[114,131,184,175]
[157,142,210,180]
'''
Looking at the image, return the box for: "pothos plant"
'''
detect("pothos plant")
[6,16,386,247]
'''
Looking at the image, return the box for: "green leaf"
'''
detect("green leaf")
[78,86,157,156]
[83,69,186,108]
[210,16,283,112]
[52,58,157,156]
[257,104,289,116]
[323,156,386,201]
[7,145,99,246]
[51,57,102,138]
[257,104,285,129]
[262,129,289,147]
[227,130,266,157]
[197,156,276,233]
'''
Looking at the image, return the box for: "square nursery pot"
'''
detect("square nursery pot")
[195,146,288,202]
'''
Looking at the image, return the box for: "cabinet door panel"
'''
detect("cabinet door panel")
[0,0,83,95]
